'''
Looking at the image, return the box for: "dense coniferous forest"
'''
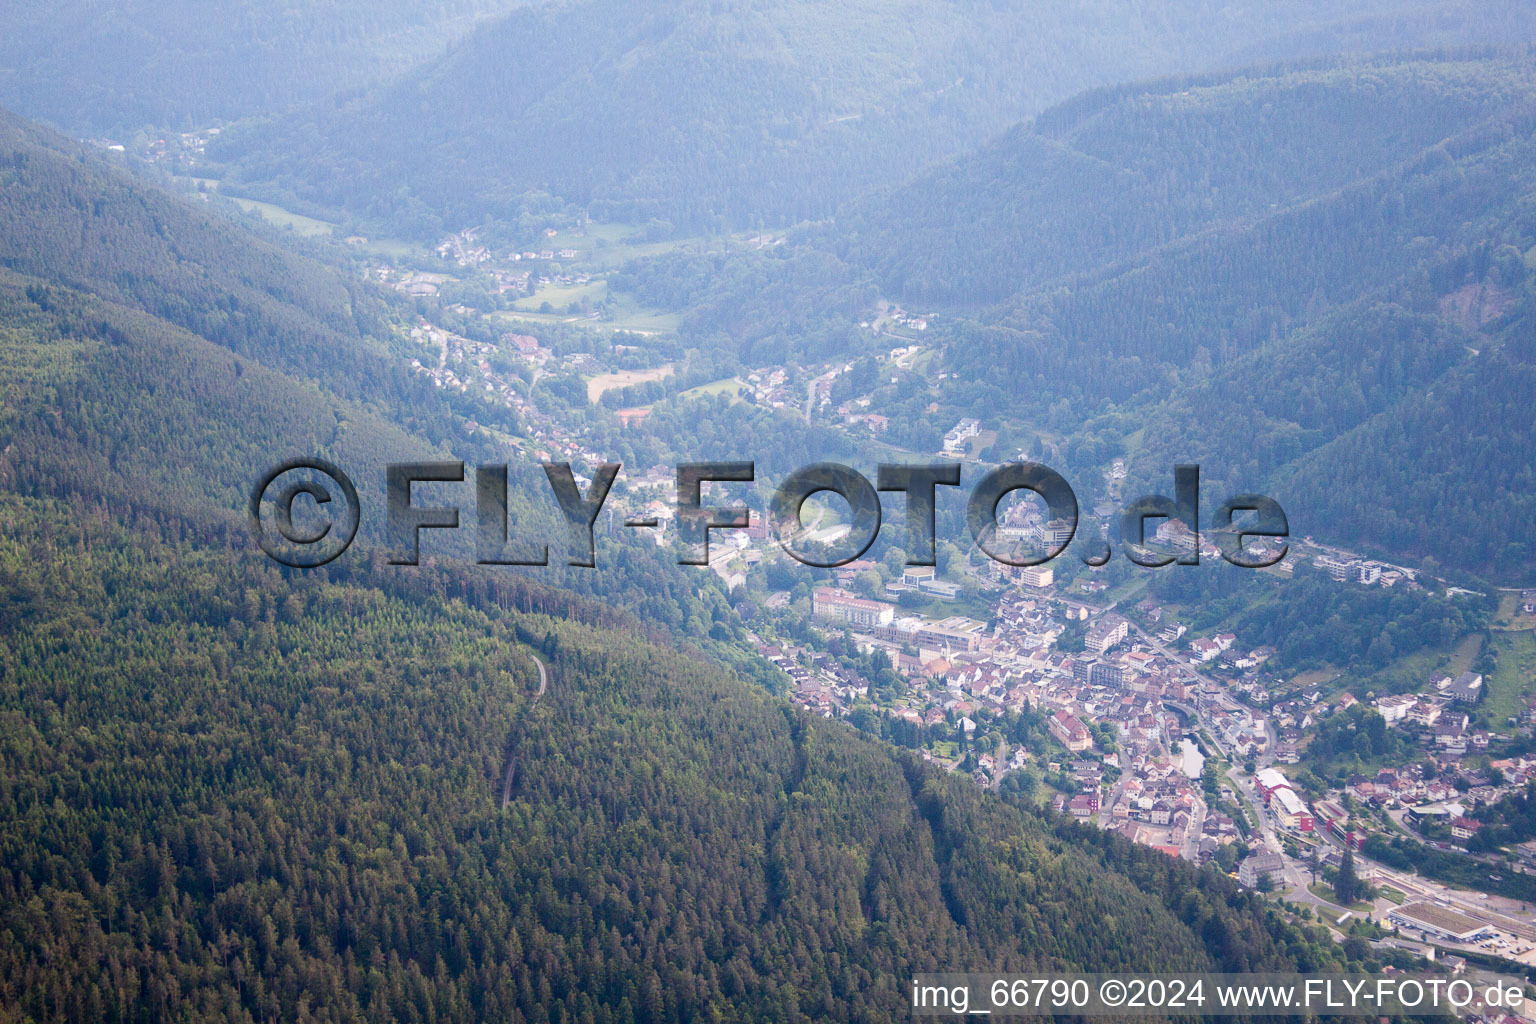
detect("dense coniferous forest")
[0,498,1361,1022]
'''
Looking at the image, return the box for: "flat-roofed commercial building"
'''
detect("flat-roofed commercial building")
[1255,768,1291,799]
[916,617,985,653]
[1271,786,1314,833]
[1388,902,1493,942]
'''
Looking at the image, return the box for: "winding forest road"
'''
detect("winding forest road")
[531,653,548,698]
[501,652,548,808]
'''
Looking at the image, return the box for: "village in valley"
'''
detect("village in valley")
[759,538,1536,967]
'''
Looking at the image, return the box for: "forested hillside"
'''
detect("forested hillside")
[207,0,1536,235]
[0,107,435,415]
[0,100,1366,1021]
[0,501,1351,1022]
[0,104,497,537]
[0,0,538,133]
[830,55,1536,306]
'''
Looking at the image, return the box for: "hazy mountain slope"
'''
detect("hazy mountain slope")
[1223,0,1536,63]
[1119,271,1536,574]
[639,52,1536,574]
[0,0,540,133]
[0,101,557,453]
[209,0,1536,233]
[1269,290,1536,570]
[0,105,483,538]
[898,55,1536,575]
[0,111,745,637]
[966,100,1536,405]
[834,53,1536,408]
[1121,303,1474,502]
[831,55,1535,305]
[967,60,1536,574]
[0,107,409,402]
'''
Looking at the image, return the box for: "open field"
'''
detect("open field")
[1495,592,1536,631]
[967,429,997,458]
[1497,593,1520,623]
[1290,666,1341,689]
[227,197,338,237]
[352,236,417,258]
[179,177,422,252]
[1106,575,1148,606]
[599,294,680,333]
[1486,630,1536,728]
[1347,647,1454,700]
[492,310,591,329]
[586,364,674,403]
[537,221,714,269]
[603,309,680,333]
[677,376,746,401]
[1448,632,1485,675]
[493,299,678,335]
[882,345,933,374]
[512,278,607,313]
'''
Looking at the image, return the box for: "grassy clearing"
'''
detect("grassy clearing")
[1106,575,1148,606]
[1342,647,1452,700]
[1495,592,1536,631]
[678,376,746,401]
[907,348,938,376]
[543,221,712,269]
[492,310,586,329]
[1448,632,1484,675]
[181,177,342,240]
[604,310,679,333]
[352,236,417,258]
[585,365,674,403]
[227,197,337,237]
[512,278,608,312]
[1496,593,1520,625]
[600,295,680,333]
[1485,629,1536,729]
[881,345,930,373]
[492,299,678,334]
[1290,666,1341,689]
[1307,883,1374,911]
